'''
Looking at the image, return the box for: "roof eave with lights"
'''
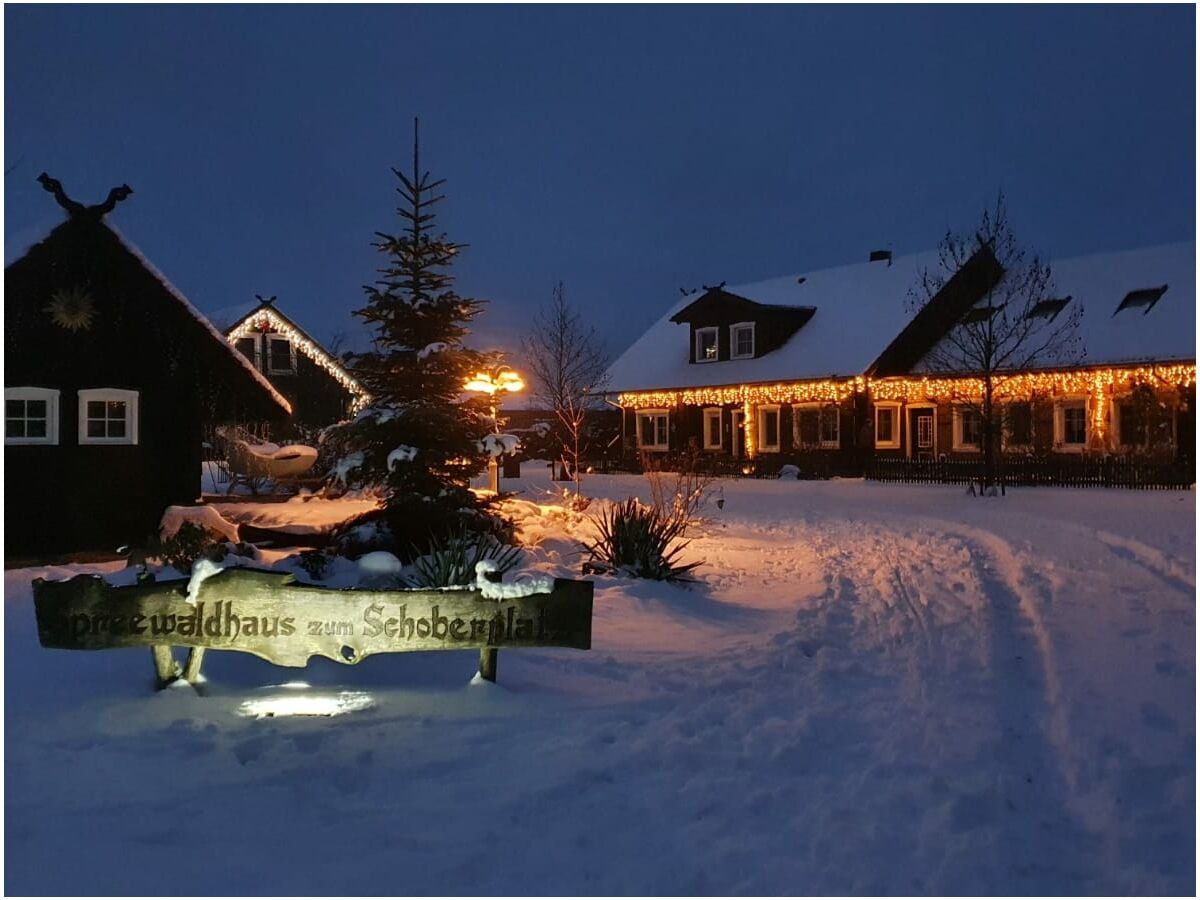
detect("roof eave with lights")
[226,304,372,411]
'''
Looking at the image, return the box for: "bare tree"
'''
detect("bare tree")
[907,194,1084,491]
[521,282,610,499]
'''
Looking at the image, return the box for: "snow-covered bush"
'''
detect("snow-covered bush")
[297,548,332,581]
[583,498,700,582]
[153,521,228,575]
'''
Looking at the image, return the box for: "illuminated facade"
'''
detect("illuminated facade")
[607,243,1195,470]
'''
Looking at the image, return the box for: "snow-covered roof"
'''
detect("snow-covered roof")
[915,241,1195,372]
[106,224,293,415]
[606,251,941,393]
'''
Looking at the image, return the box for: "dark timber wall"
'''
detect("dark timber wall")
[5,217,285,557]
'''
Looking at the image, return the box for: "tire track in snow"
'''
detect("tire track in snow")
[952,527,1101,889]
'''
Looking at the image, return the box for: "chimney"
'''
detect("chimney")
[869,250,892,266]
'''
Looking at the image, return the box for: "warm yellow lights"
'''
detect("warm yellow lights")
[868,364,1196,403]
[618,364,1194,410]
[618,376,865,411]
[465,367,525,396]
[617,363,1194,458]
[230,308,372,413]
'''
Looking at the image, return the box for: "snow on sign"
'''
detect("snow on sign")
[32,568,593,688]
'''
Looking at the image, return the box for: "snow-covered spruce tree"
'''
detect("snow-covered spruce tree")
[329,121,504,556]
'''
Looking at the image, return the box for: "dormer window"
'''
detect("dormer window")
[695,327,719,363]
[730,322,755,359]
[1028,297,1072,321]
[1114,285,1168,316]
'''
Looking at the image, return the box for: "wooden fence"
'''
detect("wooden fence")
[866,457,1195,490]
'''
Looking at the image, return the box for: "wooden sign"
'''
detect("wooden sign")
[33,568,593,687]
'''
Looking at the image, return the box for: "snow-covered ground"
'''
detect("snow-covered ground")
[5,470,1194,894]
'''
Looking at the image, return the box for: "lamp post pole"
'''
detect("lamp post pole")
[464,367,524,495]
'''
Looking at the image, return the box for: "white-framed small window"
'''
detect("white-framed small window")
[757,405,781,452]
[702,408,723,450]
[1003,401,1034,450]
[267,335,297,375]
[793,403,839,449]
[636,409,669,451]
[730,322,755,359]
[695,327,719,363]
[952,407,982,452]
[78,389,139,445]
[5,387,60,445]
[1053,398,1087,451]
[874,403,901,449]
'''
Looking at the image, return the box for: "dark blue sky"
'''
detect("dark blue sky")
[5,5,1195,364]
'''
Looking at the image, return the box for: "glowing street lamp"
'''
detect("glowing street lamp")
[465,366,524,492]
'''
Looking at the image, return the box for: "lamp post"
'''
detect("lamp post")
[464,366,524,492]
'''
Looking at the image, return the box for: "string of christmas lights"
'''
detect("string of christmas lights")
[229,309,372,413]
[617,363,1195,458]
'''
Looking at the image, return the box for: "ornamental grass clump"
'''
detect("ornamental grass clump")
[583,498,700,582]
[409,526,523,588]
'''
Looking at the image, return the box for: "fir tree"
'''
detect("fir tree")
[330,120,502,554]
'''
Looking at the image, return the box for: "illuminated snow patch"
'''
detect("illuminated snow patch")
[237,689,375,719]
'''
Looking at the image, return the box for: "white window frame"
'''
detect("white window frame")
[694,327,719,364]
[1053,397,1088,452]
[702,408,723,451]
[874,402,901,450]
[5,387,60,446]
[266,334,297,375]
[1001,401,1035,451]
[636,409,669,451]
[234,334,263,371]
[730,322,755,360]
[793,402,840,449]
[78,388,139,446]
[952,406,982,453]
[757,404,781,453]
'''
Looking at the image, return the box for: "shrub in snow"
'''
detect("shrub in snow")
[409,526,522,588]
[297,548,333,581]
[778,465,800,481]
[582,498,700,582]
[153,520,230,575]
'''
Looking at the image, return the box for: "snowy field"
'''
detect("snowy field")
[5,470,1195,895]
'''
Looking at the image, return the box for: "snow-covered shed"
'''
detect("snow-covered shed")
[4,177,292,557]
[222,297,370,430]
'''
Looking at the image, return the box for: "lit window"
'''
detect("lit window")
[757,405,780,452]
[703,408,722,450]
[78,389,139,445]
[637,410,669,451]
[730,323,755,359]
[954,408,981,451]
[5,387,59,445]
[267,335,296,374]
[695,327,719,363]
[874,404,900,449]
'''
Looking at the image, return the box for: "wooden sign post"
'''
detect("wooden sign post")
[33,568,593,689]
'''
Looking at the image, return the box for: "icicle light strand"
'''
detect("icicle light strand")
[229,309,372,413]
